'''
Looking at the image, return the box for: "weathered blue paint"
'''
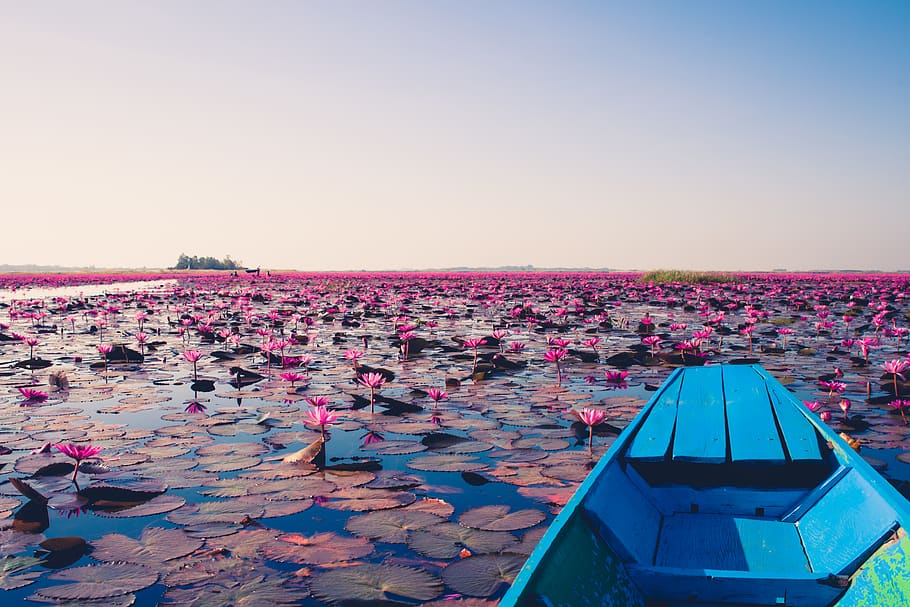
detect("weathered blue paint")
[723,364,786,464]
[626,371,683,462]
[501,365,910,607]
[767,384,824,463]
[655,513,809,573]
[672,365,726,463]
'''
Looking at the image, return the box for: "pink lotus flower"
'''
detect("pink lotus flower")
[18,387,49,403]
[641,335,661,357]
[184,349,204,381]
[357,372,386,412]
[22,335,39,359]
[604,370,629,383]
[544,348,568,386]
[888,399,910,425]
[345,349,364,369]
[820,411,832,422]
[280,371,306,388]
[883,359,909,399]
[305,395,330,408]
[427,388,448,408]
[839,399,851,421]
[304,404,338,434]
[583,337,601,357]
[803,401,824,413]
[185,400,207,414]
[55,442,103,483]
[508,342,526,353]
[574,407,607,453]
[463,338,487,375]
[819,380,846,398]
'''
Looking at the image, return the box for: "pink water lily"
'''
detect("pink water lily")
[641,335,661,357]
[574,407,607,454]
[888,399,910,425]
[280,371,306,388]
[55,442,103,483]
[883,359,909,399]
[18,387,49,404]
[426,388,448,408]
[183,349,204,381]
[304,404,338,435]
[345,349,364,369]
[839,399,851,421]
[604,370,629,384]
[463,338,487,375]
[357,372,386,412]
[185,400,207,415]
[544,348,568,386]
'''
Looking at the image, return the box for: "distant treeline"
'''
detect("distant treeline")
[171,254,243,271]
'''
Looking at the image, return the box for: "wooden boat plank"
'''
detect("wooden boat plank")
[766,382,823,463]
[723,365,785,464]
[672,365,726,463]
[626,373,683,462]
[797,468,899,575]
[626,565,842,605]
[781,465,851,523]
[656,513,808,573]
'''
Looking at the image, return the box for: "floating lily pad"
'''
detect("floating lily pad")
[321,488,416,512]
[407,454,488,472]
[346,509,446,543]
[91,527,203,565]
[458,505,546,532]
[161,574,308,607]
[408,523,518,558]
[37,563,158,600]
[442,553,526,597]
[261,532,373,565]
[0,555,45,590]
[310,563,442,605]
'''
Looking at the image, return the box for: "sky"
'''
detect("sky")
[1,1,908,272]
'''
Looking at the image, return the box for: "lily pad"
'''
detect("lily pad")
[458,505,546,532]
[91,527,203,565]
[162,574,308,607]
[346,509,446,543]
[261,532,373,565]
[0,555,45,590]
[442,553,526,597]
[37,563,158,600]
[310,563,442,605]
[408,522,518,558]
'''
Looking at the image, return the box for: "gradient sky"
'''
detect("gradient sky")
[1,1,908,271]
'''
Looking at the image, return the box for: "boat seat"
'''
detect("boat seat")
[793,467,899,576]
[627,365,825,467]
[655,513,809,573]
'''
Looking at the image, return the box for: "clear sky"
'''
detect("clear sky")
[1,1,908,271]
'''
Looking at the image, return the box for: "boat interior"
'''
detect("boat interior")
[581,365,903,606]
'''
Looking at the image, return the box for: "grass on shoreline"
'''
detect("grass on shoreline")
[640,270,739,284]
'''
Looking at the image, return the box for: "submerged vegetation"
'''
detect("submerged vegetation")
[640,269,738,284]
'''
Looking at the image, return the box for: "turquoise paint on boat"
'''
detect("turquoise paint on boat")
[501,364,910,607]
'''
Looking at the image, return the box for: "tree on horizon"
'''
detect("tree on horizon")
[171,254,242,271]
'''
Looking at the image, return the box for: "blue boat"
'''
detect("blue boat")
[501,364,910,606]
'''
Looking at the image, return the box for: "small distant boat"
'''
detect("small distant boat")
[501,364,910,606]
